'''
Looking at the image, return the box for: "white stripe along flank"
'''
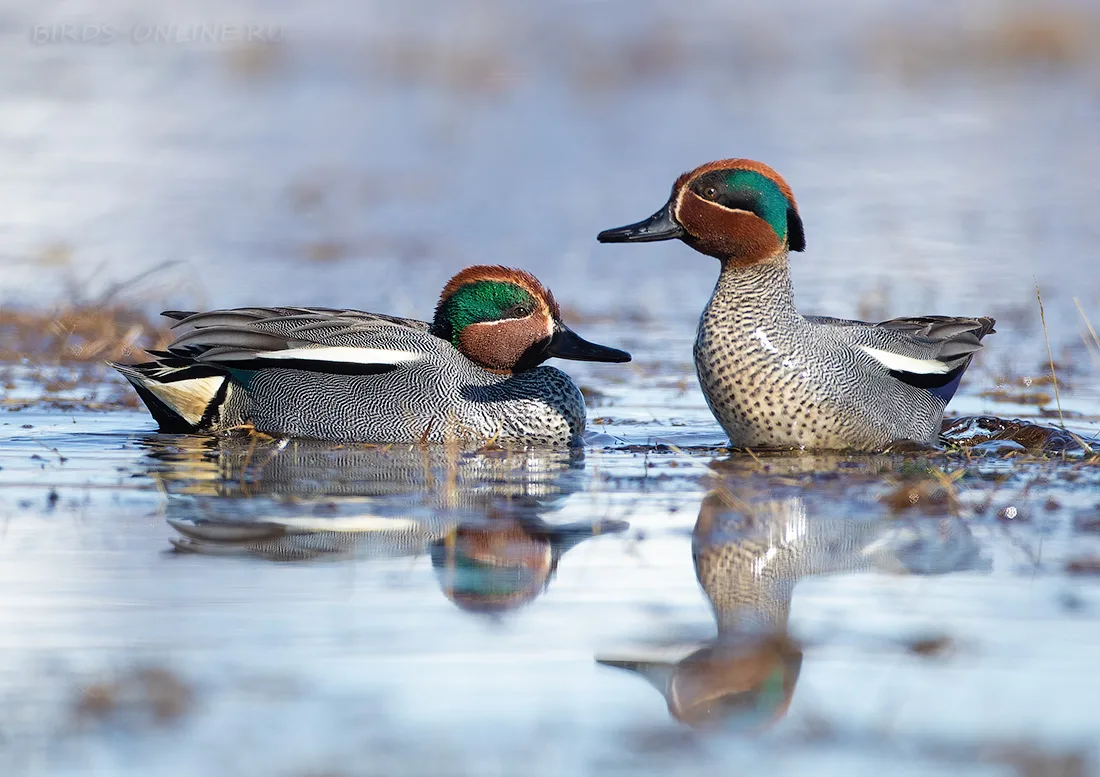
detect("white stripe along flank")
[250,346,425,366]
[858,346,951,375]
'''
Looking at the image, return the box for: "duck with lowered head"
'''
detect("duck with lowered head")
[113,266,629,445]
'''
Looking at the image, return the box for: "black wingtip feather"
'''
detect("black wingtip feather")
[161,310,198,322]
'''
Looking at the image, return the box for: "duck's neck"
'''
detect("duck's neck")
[706,251,798,323]
[712,585,794,635]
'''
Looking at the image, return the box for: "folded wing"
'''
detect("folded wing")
[154,306,434,375]
[808,315,996,401]
[111,307,439,432]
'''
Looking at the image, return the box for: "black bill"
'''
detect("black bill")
[596,201,683,243]
[546,325,631,363]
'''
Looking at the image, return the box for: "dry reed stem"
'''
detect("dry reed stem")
[1074,297,1100,372]
[1034,282,1065,429]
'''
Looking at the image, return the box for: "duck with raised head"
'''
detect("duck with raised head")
[597,159,995,451]
[598,489,986,730]
[112,266,630,445]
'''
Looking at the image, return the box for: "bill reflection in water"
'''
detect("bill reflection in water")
[597,490,990,732]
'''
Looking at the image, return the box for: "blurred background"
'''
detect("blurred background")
[2,0,1099,373]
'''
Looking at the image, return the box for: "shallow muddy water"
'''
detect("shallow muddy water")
[3,366,1100,776]
[3,0,1100,774]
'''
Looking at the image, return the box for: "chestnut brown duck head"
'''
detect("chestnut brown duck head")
[433,265,630,373]
[597,159,804,266]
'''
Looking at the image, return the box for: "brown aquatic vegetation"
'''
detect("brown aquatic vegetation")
[73,665,194,725]
[0,296,180,411]
[865,1,1100,78]
[1065,557,1100,576]
[976,285,1078,419]
[979,373,1072,411]
[1075,509,1100,534]
[360,0,794,99]
[367,15,516,97]
[880,468,964,516]
[986,744,1091,777]
[367,0,1100,99]
[942,417,1083,455]
[907,635,957,658]
[222,39,285,80]
[302,240,348,263]
[0,302,174,410]
[979,388,1053,406]
[0,304,174,364]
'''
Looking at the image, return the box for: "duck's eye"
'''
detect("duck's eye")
[702,186,718,200]
[506,303,534,318]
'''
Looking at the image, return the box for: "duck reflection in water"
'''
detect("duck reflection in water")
[598,489,989,732]
[149,435,626,612]
[431,514,626,614]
